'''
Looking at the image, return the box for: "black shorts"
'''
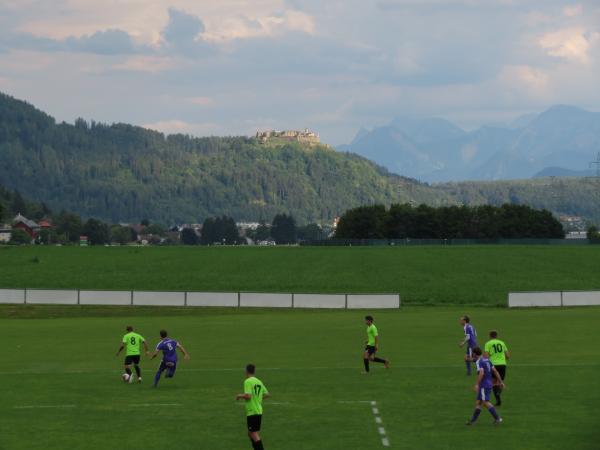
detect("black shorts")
[247,414,262,432]
[365,345,376,355]
[124,355,140,365]
[495,365,507,380]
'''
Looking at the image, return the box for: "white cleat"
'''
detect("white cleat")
[138,377,142,383]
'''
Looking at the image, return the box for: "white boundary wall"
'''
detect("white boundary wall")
[508,292,562,308]
[347,294,400,309]
[562,291,600,307]
[294,294,346,309]
[187,292,238,307]
[80,290,132,306]
[133,291,185,306]
[26,289,78,305]
[240,292,292,308]
[0,289,25,304]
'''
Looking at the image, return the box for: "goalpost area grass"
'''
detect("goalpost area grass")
[1,305,598,450]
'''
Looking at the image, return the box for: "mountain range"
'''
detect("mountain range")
[339,105,600,182]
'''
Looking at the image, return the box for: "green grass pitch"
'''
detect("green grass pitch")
[2,245,600,304]
[1,305,598,449]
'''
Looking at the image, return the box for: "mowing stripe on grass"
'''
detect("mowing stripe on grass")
[1,362,598,376]
[14,405,76,409]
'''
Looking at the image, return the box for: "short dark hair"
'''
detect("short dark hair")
[472,346,482,356]
[126,325,133,332]
[365,315,374,322]
[462,315,470,323]
[160,329,168,338]
[246,364,256,374]
[489,330,498,338]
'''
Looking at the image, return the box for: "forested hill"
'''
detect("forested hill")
[0,92,448,223]
[437,177,600,222]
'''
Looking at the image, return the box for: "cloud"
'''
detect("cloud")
[539,27,599,64]
[143,119,221,135]
[65,29,136,55]
[163,8,205,46]
[563,4,583,17]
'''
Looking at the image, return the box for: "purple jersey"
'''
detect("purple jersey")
[156,338,178,362]
[476,357,495,389]
[464,323,478,347]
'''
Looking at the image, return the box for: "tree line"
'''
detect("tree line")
[334,203,565,239]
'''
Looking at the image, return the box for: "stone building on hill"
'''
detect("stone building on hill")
[256,128,320,145]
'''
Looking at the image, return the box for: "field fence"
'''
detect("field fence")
[0,289,401,309]
[508,291,600,307]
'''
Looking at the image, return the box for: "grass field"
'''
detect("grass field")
[1,245,600,305]
[1,305,598,450]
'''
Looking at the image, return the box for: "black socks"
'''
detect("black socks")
[125,368,132,375]
[363,359,370,372]
[251,440,264,449]
[134,365,141,377]
[373,357,386,364]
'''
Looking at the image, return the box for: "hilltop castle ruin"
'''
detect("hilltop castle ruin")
[256,128,320,145]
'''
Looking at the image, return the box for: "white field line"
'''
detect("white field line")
[1,362,596,376]
[370,401,390,447]
[14,404,75,409]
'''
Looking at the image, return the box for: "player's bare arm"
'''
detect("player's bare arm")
[115,343,124,357]
[236,393,251,401]
[149,349,160,360]
[177,343,191,360]
[505,350,511,360]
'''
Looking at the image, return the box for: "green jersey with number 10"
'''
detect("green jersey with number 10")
[484,339,508,365]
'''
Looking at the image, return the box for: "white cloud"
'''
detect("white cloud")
[539,27,599,64]
[143,119,222,135]
[563,4,583,17]
[113,55,179,73]
[187,96,214,106]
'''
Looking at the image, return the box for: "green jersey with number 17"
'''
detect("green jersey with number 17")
[484,339,508,366]
[244,376,268,416]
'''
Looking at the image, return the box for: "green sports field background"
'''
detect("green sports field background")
[1,305,598,450]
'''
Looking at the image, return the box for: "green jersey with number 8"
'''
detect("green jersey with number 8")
[123,332,145,356]
[244,376,268,416]
[484,339,508,365]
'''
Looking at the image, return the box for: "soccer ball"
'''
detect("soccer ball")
[122,373,131,383]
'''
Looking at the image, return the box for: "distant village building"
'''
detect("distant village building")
[12,214,40,239]
[0,225,11,243]
[256,128,320,145]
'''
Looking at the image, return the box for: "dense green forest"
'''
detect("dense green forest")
[335,203,564,239]
[1,92,599,224]
[0,93,447,224]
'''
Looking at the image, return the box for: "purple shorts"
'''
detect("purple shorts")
[476,387,492,401]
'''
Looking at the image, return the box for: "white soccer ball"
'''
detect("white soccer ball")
[122,373,131,383]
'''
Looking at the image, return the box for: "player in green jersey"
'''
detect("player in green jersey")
[115,326,148,383]
[236,364,270,450]
[363,315,390,373]
[484,330,510,406]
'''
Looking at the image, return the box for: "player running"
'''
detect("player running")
[236,364,270,450]
[363,315,390,373]
[148,329,190,387]
[466,347,504,426]
[484,330,510,406]
[115,325,148,383]
[458,315,478,375]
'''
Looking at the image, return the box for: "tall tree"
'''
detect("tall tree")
[181,228,199,245]
[83,218,110,245]
[271,214,297,244]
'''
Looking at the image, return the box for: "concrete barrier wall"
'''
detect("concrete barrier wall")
[80,290,132,306]
[133,291,185,306]
[294,294,346,309]
[240,292,293,308]
[508,292,562,308]
[0,289,25,304]
[562,291,600,307]
[26,289,79,305]
[347,294,400,309]
[187,292,238,307]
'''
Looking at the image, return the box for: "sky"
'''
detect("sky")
[0,0,599,144]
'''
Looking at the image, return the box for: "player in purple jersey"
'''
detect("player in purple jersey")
[458,315,478,375]
[466,347,504,426]
[148,329,190,387]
